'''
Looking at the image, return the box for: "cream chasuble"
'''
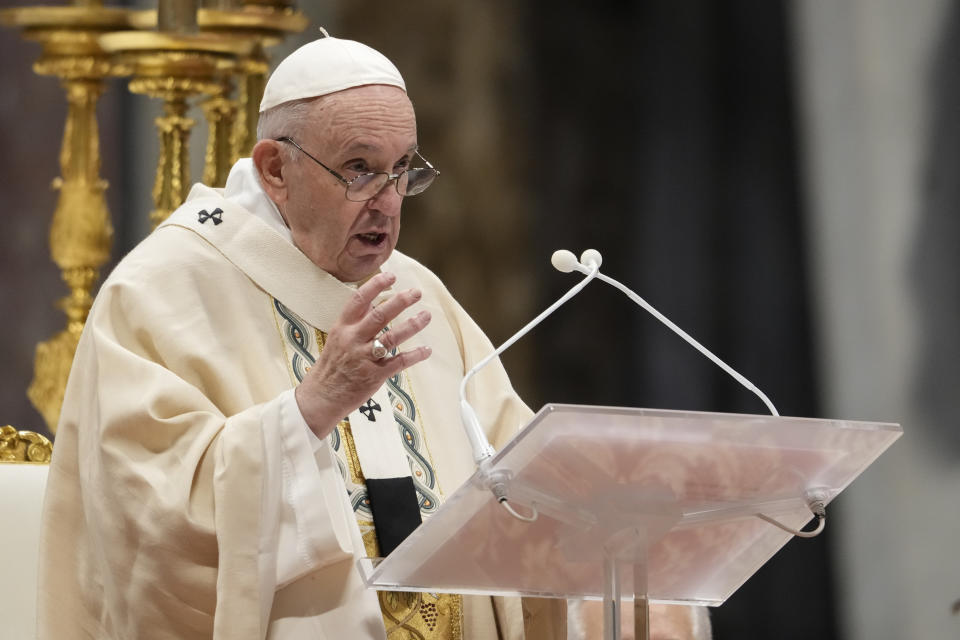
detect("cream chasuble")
[37,160,563,639]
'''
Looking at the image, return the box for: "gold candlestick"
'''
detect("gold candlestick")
[0,2,303,431]
[130,6,306,168]
[100,31,251,227]
[202,7,308,160]
[199,7,308,160]
[232,42,269,160]
[0,5,132,432]
[201,76,237,187]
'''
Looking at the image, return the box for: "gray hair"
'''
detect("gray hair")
[255,97,323,162]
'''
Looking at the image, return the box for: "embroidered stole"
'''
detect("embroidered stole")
[273,299,463,639]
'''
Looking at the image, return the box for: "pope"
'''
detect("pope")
[37,35,562,640]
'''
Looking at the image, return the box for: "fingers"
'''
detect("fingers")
[356,287,423,339]
[297,274,433,438]
[333,269,433,366]
[340,272,396,323]
[379,345,432,376]
[378,309,431,352]
[337,272,425,342]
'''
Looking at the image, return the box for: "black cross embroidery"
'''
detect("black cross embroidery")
[198,208,223,225]
[359,398,381,422]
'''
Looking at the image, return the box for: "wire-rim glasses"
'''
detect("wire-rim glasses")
[275,137,439,202]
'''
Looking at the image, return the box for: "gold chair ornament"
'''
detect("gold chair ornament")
[0,426,54,464]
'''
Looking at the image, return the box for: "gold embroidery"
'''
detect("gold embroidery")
[367,525,462,640]
[304,326,463,639]
[360,525,379,559]
[339,420,366,487]
[380,591,463,640]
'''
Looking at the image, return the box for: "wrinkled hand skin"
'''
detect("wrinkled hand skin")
[295,272,432,439]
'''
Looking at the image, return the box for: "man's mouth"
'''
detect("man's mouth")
[356,232,387,246]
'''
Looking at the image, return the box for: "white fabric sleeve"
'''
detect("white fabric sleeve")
[259,389,354,590]
[299,400,327,454]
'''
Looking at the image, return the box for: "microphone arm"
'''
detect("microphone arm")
[458,255,601,464]
[457,247,778,469]
[563,250,780,417]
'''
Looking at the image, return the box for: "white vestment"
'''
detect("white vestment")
[37,160,563,639]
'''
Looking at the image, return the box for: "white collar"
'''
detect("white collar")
[220,158,383,288]
[223,158,293,243]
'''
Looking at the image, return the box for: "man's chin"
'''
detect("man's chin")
[336,249,394,284]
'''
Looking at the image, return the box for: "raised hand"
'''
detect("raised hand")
[295,272,432,439]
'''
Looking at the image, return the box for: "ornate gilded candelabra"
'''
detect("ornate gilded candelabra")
[201,74,237,187]
[1,0,306,434]
[197,6,307,161]
[99,29,250,227]
[232,42,270,160]
[128,4,308,187]
[0,2,131,433]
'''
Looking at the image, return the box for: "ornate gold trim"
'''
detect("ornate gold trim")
[339,419,366,487]
[0,426,53,464]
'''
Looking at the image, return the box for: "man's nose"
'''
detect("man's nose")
[366,180,403,216]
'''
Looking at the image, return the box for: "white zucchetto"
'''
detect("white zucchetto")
[259,34,406,113]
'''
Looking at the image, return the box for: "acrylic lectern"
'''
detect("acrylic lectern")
[361,404,901,639]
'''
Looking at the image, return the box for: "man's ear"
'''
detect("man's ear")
[252,140,289,205]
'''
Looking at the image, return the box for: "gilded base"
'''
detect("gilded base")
[27,328,80,433]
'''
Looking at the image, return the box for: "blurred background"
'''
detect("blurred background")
[2,0,958,638]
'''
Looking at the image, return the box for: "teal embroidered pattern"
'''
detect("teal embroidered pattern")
[272,299,347,481]
[386,373,440,515]
[273,299,315,384]
[272,298,442,521]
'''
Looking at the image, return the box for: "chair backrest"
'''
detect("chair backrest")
[1,426,53,640]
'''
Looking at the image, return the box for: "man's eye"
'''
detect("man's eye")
[348,163,367,171]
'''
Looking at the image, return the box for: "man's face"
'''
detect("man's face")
[279,85,417,282]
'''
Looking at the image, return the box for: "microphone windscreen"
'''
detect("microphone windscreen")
[551,249,579,273]
[580,249,603,269]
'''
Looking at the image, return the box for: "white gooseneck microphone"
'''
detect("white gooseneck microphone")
[458,248,778,467]
[458,250,602,464]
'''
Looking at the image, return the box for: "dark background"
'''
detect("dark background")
[524,3,829,637]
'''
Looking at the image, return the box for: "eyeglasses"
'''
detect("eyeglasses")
[275,137,439,202]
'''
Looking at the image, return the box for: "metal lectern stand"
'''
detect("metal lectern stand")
[360,404,901,639]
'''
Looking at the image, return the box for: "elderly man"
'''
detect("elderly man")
[37,34,709,640]
[38,35,561,639]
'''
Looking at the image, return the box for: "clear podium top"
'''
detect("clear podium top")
[362,405,900,605]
